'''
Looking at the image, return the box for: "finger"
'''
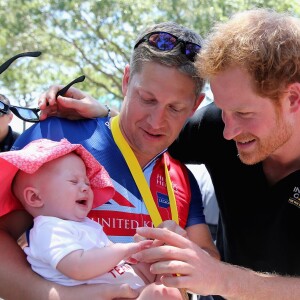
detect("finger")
[122,240,153,264]
[133,239,153,251]
[134,232,165,247]
[38,111,48,121]
[150,259,192,276]
[37,92,48,109]
[56,96,91,116]
[41,85,64,107]
[133,233,146,242]
[56,96,79,108]
[136,227,193,249]
[151,238,165,247]
[132,244,188,264]
[124,240,153,257]
[157,220,178,230]
[134,232,164,248]
[125,256,138,264]
[157,220,188,238]
[160,274,191,289]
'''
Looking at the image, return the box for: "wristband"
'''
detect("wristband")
[104,104,111,118]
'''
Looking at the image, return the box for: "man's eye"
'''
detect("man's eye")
[237,112,251,117]
[142,98,155,104]
[170,106,182,113]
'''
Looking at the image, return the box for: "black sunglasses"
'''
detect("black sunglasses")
[0,101,40,122]
[0,75,86,123]
[134,31,201,62]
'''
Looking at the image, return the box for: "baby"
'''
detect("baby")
[0,138,179,299]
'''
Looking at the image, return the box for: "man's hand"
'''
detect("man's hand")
[133,220,188,247]
[158,220,188,237]
[132,226,222,296]
[38,85,107,120]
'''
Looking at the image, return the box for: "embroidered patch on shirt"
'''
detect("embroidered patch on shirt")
[288,186,300,208]
[157,192,170,208]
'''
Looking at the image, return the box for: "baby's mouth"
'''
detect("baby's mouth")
[76,199,87,206]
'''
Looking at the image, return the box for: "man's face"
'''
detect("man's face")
[120,62,203,166]
[210,66,293,165]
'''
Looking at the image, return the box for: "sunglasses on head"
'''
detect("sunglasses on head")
[134,31,201,62]
[0,75,86,122]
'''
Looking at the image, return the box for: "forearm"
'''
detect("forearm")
[57,243,130,281]
[0,229,60,300]
[0,231,135,300]
[0,219,125,300]
[223,264,300,300]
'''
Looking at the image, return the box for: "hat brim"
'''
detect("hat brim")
[0,159,24,216]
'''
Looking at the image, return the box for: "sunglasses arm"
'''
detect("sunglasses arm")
[0,51,42,74]
[56,75,86,98]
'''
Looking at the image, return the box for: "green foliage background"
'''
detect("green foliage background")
[0,0,299,108]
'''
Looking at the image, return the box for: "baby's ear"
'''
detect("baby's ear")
[23,187,44,208]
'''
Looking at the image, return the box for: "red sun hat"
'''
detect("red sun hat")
[0,138,115,217]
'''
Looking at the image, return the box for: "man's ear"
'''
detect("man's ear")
[7,112,13,123]
[287,82,300,113]
[122,64,130,97]
[23,187,44,208]
[190,93,206,116]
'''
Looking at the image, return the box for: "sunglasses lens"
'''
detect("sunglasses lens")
[0,101,8,115]
[149,33,177,51]
[16,107,39,121]
[185,43,201,61]
[135,31,201,62]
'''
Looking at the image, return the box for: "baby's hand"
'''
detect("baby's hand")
[121,239,153,264]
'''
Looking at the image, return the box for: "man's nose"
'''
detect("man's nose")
[147,108,166,129]
[222,114,241,140]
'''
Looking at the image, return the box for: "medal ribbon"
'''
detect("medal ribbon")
[111,115,179,226]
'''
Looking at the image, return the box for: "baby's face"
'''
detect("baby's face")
[36,153,94,222]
